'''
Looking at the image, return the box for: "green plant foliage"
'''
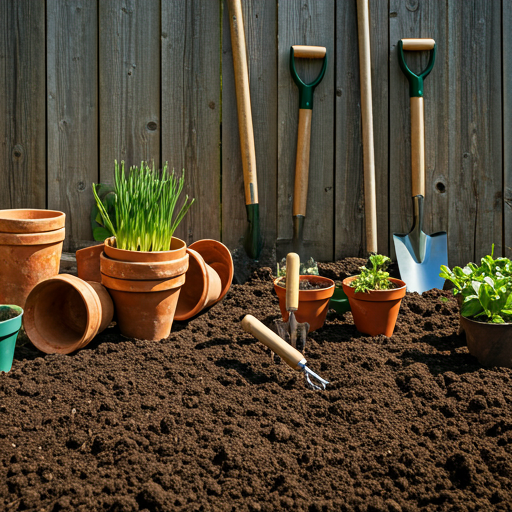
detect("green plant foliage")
[350,254,395,293]
[90,184,116,241]
[276,257,319,277]
[93,160,194,252]
[439,245,512,323]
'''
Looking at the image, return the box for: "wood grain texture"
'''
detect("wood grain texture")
[278,0,335,263]
[0,1,45,210]
[99,0,160,182]
[162,0,221,245]
[222,0,277,257]
[505,0,512,259]
[389,0,501,267]
[47,0,98,251]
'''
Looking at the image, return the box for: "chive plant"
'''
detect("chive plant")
[93,161,194,251]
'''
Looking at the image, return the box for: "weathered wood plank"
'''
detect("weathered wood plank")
[99,0,160,183]
[47,0,98,251]
[505,0,512,259]
[389,0,501,268]
[161,1,221,245]
[222,0,277,265]
[277,0,335,263]
[0,1,45,210]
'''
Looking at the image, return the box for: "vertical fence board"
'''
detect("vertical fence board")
[99,0,160,183]
[47,0,98,251]
[0,1,45,210]
[162,1,221,245]
[505,0,512,259]
[222,0,277,265]
[277,1,335,264]
[389,0,501,268]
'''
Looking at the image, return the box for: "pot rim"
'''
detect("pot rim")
[0,305,24,324]
[460,315,512,327]
[103,236,187,262]
[0,227,66,246]
[0,209,66,233]
[342,276,406,302]
[274,275,335,300]
[101,272,186,292]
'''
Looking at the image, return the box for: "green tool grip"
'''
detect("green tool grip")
[398,39,436,98]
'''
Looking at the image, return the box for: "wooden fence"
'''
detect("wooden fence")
[1,0,510,271]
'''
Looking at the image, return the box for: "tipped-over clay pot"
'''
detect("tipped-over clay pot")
[0,209,66,308]
[342,276,406,337]
[100,236,189,341]
[274,275,335,332]
[24,274,114,354]
[0,305,23,373]
[174,239,233,321]
[76,243,104,283]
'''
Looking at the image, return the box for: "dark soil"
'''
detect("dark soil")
[1,257,512,512]
[276,278,332,290]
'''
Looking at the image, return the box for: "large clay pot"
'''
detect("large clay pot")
[0,209,66,308]
[23,274,114,354]
[274,275,335,332]
[342,276,406,337]
[100,236,189,341]
[460,316,512,368]
[174,239,233,321]
[76,243,104,283]
[0,305,23,373]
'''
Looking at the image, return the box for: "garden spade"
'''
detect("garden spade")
[276,45,328,276]
[241,314,328,391]
[393,38,447,293]
[228,0,262,260]
[274,253,309,353]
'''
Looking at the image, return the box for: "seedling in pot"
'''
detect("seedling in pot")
[349,254,396,293]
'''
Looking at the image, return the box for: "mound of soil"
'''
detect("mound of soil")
[1,258,512,511]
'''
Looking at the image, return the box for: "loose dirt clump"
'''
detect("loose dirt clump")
[1,258,512,511]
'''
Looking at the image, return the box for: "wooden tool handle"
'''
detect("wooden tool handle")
[410,97,425,197]
[402,38,435,51]
[292,109,312,216]
[241,315,303,370]
[227,0,259,205]
[356,0,378,253]
[286,253,300,311]
[291,45,326,59]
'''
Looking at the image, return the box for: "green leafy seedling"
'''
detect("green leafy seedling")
[351,254,395,293]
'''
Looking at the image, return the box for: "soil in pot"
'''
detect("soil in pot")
[2,258,512,511]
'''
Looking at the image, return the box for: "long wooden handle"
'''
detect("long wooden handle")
[356,0,378,253]
[402,38,435,51]
[292,109,312,216]
[241,315,303,370]
[227,0,258,205]
[286,253,300,311]
[410,97,425,197]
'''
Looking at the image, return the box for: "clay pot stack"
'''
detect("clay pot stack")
[0,209,65,309]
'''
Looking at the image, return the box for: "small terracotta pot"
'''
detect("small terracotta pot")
[0,305,23,373]
[175,239,233,321]
[76,243,104,283]
[460,316,512,368]
[100,236,189,341]
[342,276,406,337]
[0,209,66,309]
[23,274,114,354]
[274,275,335,332]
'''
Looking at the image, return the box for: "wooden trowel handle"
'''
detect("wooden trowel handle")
[286,253,300,311]
[293,109,312,216]
[410,97,425,197]
[241,315,304,370]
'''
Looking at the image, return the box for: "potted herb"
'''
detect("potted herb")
[440,246,512,367]
[93,160,194,341]
[342,254,406,337]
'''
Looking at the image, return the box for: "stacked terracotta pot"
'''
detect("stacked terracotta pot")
[0,209,66,309]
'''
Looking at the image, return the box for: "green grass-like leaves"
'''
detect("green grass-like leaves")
[93,161,194,252]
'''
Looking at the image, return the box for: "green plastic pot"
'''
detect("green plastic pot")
[330,286,351,315]
[0,305,23,373]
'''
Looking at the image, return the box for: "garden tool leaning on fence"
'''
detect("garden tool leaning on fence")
[276,45,328,276]
[393,38,447,293]
[241,314,328,391]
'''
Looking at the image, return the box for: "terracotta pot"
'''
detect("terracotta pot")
[274,275,335,332]
[76,243,104,283]
[0,305,23,373]
[175,239,234,321]
[460,316,512,368]
[342,276,406,337]
[100,236,189,341]
[23,274,114,354]
[0,215,65,308]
